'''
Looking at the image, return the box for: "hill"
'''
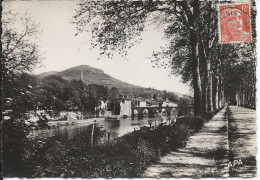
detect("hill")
[37,71,58,78]
[36,65,187,98]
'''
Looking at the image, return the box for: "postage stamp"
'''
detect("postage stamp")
[218,3,251,43]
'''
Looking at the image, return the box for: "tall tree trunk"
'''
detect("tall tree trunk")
[184,0,203,116]
[215,65,220,110]
[236,93,239,106]
[252,78,256,109]
[212,75,217,111]
[218,75,221,109]
[190,29,203,116]
[218,83,221,108]
[221,80,225,106]
[223,90,227,105]
[215,79,219,109]
[202,83,207,114]
[206,63,213,112]
[242,90,245,107]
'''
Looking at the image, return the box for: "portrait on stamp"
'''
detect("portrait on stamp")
[219,3,252,43]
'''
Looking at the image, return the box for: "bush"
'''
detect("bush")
[204,111,215,120]
[176,116,205,132]
[15,115,209,178]
[4,112,216,178]
[2,117,30,176]
[205,147,227,160]
[218,125,227,133]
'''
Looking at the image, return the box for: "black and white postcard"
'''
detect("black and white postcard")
[1,0,258,178]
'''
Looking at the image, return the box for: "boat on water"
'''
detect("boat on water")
[131,122,140,126]
[105,116,119,121]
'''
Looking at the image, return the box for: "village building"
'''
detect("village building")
[118,94,131,117]
[120,100,131,117]
[162,99,178,107]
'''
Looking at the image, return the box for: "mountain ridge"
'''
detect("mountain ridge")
[36,65,188,98]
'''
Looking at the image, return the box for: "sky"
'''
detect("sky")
[3,0,191,95]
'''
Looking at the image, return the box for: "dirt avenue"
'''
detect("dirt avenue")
[143,106,256,178]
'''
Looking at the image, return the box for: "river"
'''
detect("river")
[33,116,158,141]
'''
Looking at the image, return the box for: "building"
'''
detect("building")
[120,100,131,116]
[162,99,177,107]
[131,97,147,107]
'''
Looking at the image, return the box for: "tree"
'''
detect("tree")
[69,80,88,110]
[2,8,42,113]
[108,87,119,115]
[74,0,256,115]
[1,8,42,176]
[37,75,68,110]
[73,0,210,116]
[2,10,41,77]
[152,94,158,100]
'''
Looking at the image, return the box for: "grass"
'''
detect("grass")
[205,147,228,160]
[227,106,256,177]
[229,155,257,177]
[217,125,227,133]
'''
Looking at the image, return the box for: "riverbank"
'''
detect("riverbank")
[5,111,217,178]
[47,117,104,126]
[31,116,155,140]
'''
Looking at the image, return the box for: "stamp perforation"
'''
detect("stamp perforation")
[217,0,252,44]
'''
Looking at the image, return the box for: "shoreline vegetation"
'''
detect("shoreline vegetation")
[5,111,218,178]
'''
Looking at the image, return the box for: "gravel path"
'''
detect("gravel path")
[142,107,229,178]
[228,106,256,177]
[142,106,256,178]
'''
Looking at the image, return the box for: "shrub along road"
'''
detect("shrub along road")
[12,114,209,178]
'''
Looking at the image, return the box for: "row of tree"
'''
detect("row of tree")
[3,72,123,114]
[4,72,191,115]
[73,0,256,116]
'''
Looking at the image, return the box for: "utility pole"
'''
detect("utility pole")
[91,120,96,147]
[107,131,111,142]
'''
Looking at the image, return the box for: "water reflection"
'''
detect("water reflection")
[34,116,157,140]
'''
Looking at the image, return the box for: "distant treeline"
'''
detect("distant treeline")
[3,73,191,115]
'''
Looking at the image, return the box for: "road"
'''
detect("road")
[228,106,256,177]
[142,106,256,178]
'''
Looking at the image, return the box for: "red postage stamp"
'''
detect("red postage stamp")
[218,3,251,43]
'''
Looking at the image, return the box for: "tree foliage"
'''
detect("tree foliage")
[2,10,41,77]
[1,8,42,176]
[73,0,257,113]
[73,0,208,115]
[2,8,42,114]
